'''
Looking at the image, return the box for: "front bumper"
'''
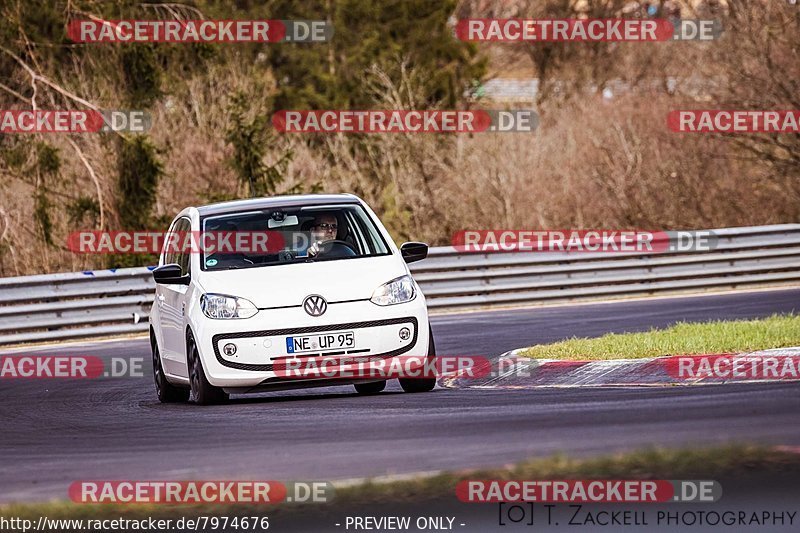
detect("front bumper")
[193,298,429,388]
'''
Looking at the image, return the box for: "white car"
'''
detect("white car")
[149,194,435,404]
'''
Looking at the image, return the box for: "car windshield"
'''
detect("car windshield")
[200,204,390,271]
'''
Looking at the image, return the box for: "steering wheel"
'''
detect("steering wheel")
[314,239,357,257]
[278,250,297,262]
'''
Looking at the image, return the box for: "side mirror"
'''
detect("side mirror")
[400,242,428,264]
[153,263,189,285]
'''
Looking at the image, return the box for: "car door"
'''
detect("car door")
[159,217,191,378]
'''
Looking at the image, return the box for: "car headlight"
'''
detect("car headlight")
[200,293,258,319]
[370,275,416,306]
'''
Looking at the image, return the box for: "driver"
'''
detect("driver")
[307,213,338,257]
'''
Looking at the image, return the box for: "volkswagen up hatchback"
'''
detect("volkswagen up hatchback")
[149,194,434,404]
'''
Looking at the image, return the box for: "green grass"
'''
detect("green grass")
[520,314,800,360]
[2,445,798,519]
[336,445,799,504]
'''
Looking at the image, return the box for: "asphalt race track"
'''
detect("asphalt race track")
[2,288,799,503]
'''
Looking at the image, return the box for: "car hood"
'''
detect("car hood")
[196,255,408,308]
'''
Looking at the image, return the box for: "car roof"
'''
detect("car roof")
[195,194,362,217]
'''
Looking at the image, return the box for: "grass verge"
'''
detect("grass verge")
[2,445,799,519]
[520,314,800,360]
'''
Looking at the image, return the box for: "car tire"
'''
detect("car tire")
[152,338,189,403]
[187,334,229,405]
[354,380,386,394]
[399,325,437,393]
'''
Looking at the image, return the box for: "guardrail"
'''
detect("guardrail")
[1,224,799,345]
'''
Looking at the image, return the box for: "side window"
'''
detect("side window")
[344,211,367,254]
[174,218,191,276]
[350,211,384,254]
[162,220,179,266]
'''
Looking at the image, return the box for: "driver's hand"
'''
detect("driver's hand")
[308,241,321,257]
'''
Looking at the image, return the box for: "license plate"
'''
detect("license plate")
[286,331,355,354]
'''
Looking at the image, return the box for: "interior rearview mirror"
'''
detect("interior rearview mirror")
[267,215,299,229]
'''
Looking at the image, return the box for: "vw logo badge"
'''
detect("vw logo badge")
[303,295,328,317]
